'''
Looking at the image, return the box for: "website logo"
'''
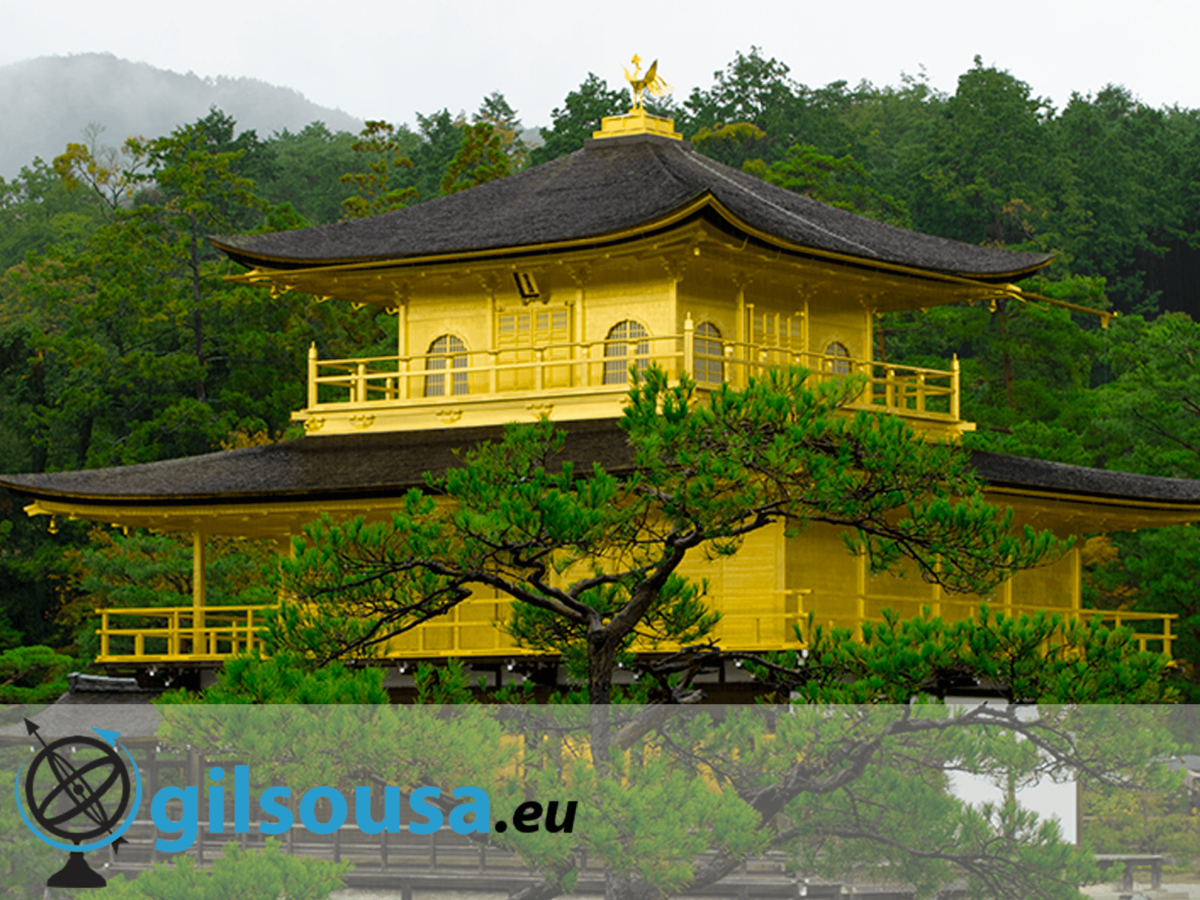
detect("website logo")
[14,719,142,889]
[15,716,578,890]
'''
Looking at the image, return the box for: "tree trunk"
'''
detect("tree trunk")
[189,214,205,401]
[996,298,1017,410]
[30,352,47,473]
[587,628,618,769]
[75,414,94,469]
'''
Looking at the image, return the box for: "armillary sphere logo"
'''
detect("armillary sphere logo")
[14,718,143,889]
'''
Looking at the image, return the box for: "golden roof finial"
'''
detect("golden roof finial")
[623,55,672,110]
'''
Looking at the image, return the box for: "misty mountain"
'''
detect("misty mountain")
[0,53,365,180]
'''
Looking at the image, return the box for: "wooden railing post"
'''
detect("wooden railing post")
[951,354,961,420]
[355,363,367,403]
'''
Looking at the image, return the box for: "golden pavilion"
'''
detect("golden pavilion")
[0,105,1189,692]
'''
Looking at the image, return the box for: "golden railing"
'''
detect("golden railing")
[1089,609,1177,655]
[94,603,1175,664]
[94,604,814,664]
[96,605,266,663]
[303,326,962,422]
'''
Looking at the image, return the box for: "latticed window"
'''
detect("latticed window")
[604,320,649,384]
[693,322,724,384]
[825,341,852,375]
[425,335,469,397]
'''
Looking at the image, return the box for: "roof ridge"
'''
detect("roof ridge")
[674,149,882,259]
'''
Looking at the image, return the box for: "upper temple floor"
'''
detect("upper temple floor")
[211,114,1056,441]
[290,232,969,438]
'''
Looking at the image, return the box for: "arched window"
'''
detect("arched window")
[425,335,468,397]
[824,341,852,375]
[693,322,724,384]
[604,320,649,385]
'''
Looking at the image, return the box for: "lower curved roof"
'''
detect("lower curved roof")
[3,424,1199,533]
[213,135,1052,283]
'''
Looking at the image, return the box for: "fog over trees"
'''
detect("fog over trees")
[0,53,364,179]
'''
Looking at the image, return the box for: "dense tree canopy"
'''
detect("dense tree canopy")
[275,367,1063,708]
[152,687,1182,900]
[2,51,1200,699]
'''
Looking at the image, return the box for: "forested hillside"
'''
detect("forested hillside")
[0,54,364,180]
[2,50,1199,699]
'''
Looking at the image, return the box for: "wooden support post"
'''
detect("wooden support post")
[307,342,318,409]
[735,289,746,388]
[193,531,206,656]
[745,301,755,382]
[397,304,405,358]
[683,313,694,380]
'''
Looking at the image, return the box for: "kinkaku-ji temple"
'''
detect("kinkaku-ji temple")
[1,80,1194,696]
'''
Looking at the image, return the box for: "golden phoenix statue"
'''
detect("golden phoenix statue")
[623,55,672,109]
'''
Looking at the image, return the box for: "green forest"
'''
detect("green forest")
[3,49,1200,701]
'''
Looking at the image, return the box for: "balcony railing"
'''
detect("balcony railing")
[298,324,963,429]
[94,604,1176,664]
[94,604,812,664]
[96,605,266,663]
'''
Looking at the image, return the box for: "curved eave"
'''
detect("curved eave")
[216,193,1052,293]
[975,451,1200,530]
[13,478,1194,517]
[14,494,415,537]
[5,481,423,507]
[984,481,1200,509]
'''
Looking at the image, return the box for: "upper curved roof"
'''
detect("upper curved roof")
[213,134,1053,282]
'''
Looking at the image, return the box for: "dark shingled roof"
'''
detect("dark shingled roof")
[0,690,163,743]
[3,423,1199,511]
[213,135,1052,281]
[970,451,1200,505]
[0,420,635,505]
